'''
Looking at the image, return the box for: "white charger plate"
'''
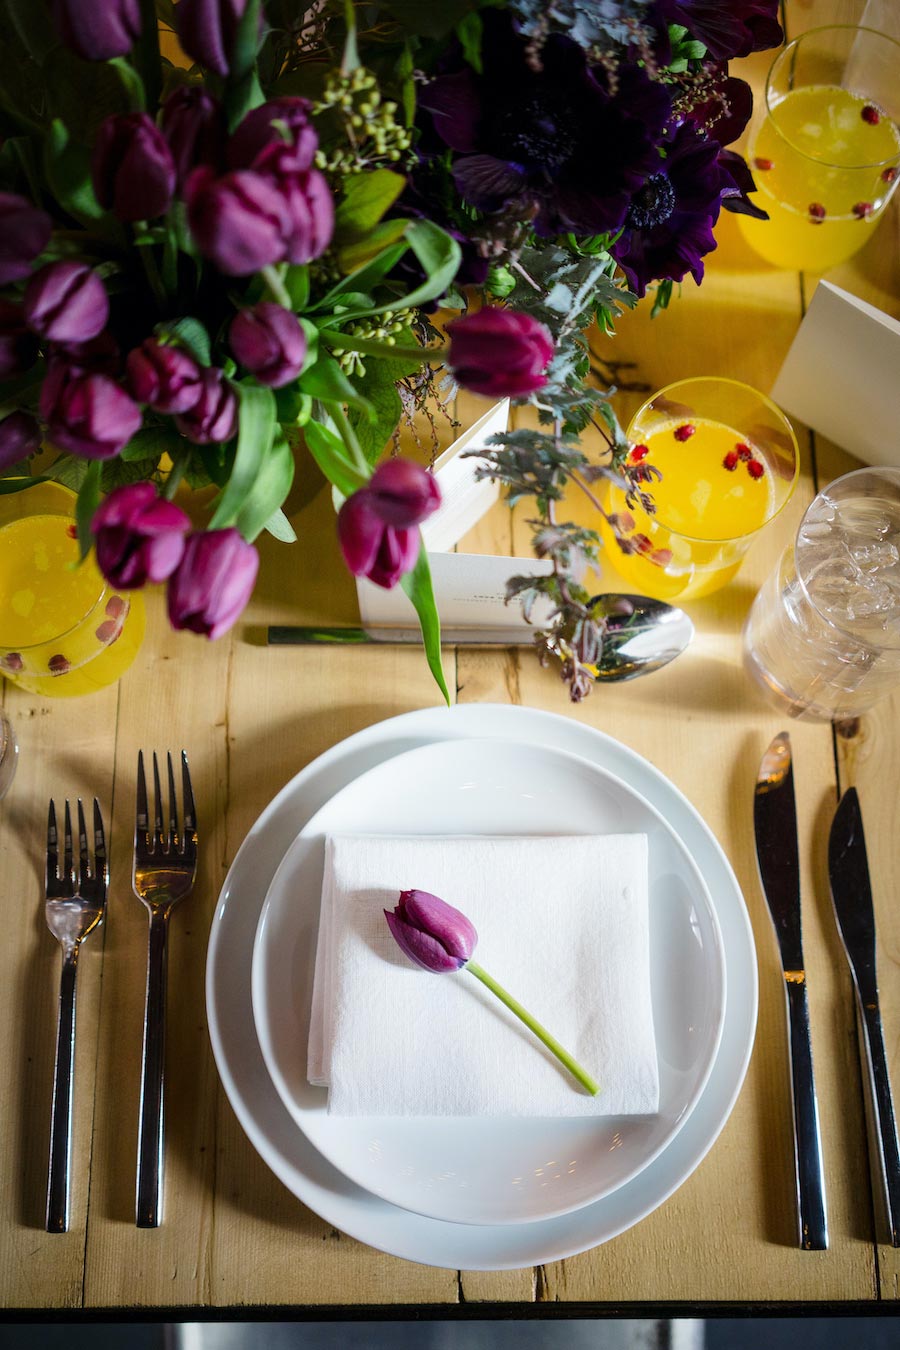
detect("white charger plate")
[206,703,757,1270]
[251,737,726,1227]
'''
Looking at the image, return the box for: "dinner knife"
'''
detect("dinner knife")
[828,787,900,1247]
[754,731,828,1250]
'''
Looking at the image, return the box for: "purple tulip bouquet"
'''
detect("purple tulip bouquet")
[0,0,782,700]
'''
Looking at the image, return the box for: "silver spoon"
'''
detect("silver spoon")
[267,594,693,682]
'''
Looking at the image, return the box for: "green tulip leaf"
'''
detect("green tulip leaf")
[120,423,186,462]
[158,316,212,366]
[399,219,462,310]
[298,353,374,417]
[261,506,297,543]
[334,169,407,242]
[74,460,102,560]
[208,382,276,531]
[400,542,451,705]
[232,432,295,542]
[303,418,367,499]
[44,119,104,223]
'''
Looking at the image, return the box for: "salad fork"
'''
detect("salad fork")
[133,750,197,1228]
[44,798,107,1233]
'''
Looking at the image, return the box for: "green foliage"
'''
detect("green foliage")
[208,382,277,532]
[333,169,407,242]
[74,460,102,559]
[303,419,368,498]
[400,545,450,706]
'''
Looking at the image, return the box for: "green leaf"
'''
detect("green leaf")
[5,0,58,64]
[380,0,473,38]
[208,382,276,530]
[232,431,295,542]
[225,0,264,130]
[101,456,160,490]
[400,544,450,705]
[284,263,310,309]
[75,460,102,560]
[42,47,131,144]
[0,474,49,494]
[336,217,409,275]
[159,316,212,365]
[43,119,104,222]
[348,357,412,465]
[388,219,461,311]
[313,238,410,312]
[119,423,184,462]
[456,11,483,72]
[303,418,367,498]
[298,353,373,417]
[262,506,297,543]
[334,169,407,243]
[45,454,89,492]
[108,56,146,112]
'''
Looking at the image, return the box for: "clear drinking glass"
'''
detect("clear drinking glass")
[743,466,900,721]
[0,483,145,698]
[605,377,799,602]
[739,26,900,271]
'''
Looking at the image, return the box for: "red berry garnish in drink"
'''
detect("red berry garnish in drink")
[1,652,23,672]
[673,423,695,442]
[633,533,653,554]
[853,201,874,219]
[630,443,650,462]
[650,548,672,568]
[105,595,126,619]
[613,509,635,532]
[747,460,765,480]
[66,524,78,539]
[723,451,739,471]
[48,654,70,676]
[882,166,898,184]
[861,104,880,125]
[95,619,121,644]
[753,156,773,171]
[736,442,753,461]
[808,202,826,223]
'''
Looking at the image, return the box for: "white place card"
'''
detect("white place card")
[771,281,900,469]
[419,398,508,552]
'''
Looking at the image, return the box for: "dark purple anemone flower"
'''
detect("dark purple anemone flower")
[654,0,782,62]
[611,122,736,297]
[418,11,671,238]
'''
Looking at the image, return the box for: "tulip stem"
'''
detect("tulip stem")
[261,264,292,310]
[321,331,449,364]
[464,960,600,1096]
[327,401,370,476]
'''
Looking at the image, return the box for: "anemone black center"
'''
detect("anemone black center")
[490,94,577,171]
[626,174,677,230]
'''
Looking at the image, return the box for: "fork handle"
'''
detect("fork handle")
[136,910,169,1228]
[46,953,78,1233]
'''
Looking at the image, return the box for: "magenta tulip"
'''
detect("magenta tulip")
[92,483,191,588]
[50,0,142,60]
[92,113,176,222]
[23,262,109,344]
[0,411,41,470]
[39,358,141,460]
[161,86,226,188]
[228,97,318,173]
[446,308,554,397]
[176,0,249,77]
[229,303,306,387]
[259,146,334,264]
[384,890,478,972]
[126,338,203,414]
[167,528,259,638]
[337,458,440,589]
[173,366,237,444]
[185,167,290,275]
[0,193,52,286]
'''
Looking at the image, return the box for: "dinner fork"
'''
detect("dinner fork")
[45,798,107,1233]
[133,750,197,1228]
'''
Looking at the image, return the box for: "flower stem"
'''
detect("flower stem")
[321,331,447,363]
[464,960,600,1096]
[261,264,292,309]
[327,400,370,477]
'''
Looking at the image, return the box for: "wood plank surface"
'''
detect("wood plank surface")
[1,0,899,1312]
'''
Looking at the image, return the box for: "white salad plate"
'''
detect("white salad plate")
[206,703,757,1270]
[250,737,726,1227]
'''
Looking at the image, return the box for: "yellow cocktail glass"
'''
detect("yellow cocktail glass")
[0,483,145,698]
[605,377,799,602]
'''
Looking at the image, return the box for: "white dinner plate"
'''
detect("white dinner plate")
[251,738,726,1227]
[207,703,757,1270]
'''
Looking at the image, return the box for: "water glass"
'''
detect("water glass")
[606,377,799,602]
[743,466,900,721]
[739,26,900,271]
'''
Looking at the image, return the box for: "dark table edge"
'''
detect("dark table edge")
[1,1303,899,1324]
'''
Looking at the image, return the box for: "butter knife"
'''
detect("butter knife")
[828,787,900,1247]
[754,731,828,1250]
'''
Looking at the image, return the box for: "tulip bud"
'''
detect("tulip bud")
[167,528,259,639]
[24,261,109,344]
[39,357,142,460]
[92,482,191,588]
[0,192,53,286]
[228,97,318,173]
[485,264,516,299]
[0,411,41,471]
[185,167,290,275]
[126,338,203,414]
[92,113,176,222]
[161,86,226,189]
[50,0,142,60]
[173,366,237,444]
[337,459,440,589]
[0,300,39,379]
[176,0,249,77]
[384,890,477,973]
[229,302,306,388]
[446,308,554,398]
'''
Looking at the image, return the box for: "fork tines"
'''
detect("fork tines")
[135,751,196,858]
[46,798,107,892]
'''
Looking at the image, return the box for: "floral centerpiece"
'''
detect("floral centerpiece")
[0,0,780,700]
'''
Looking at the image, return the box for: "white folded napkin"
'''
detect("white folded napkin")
[308,833,659,1117]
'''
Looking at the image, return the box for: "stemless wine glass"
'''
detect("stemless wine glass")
[743,466,900,721]
[0,483,145,698]
[605,377,799,603]
[739,26,900,271]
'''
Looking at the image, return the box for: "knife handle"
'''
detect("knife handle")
[856,994,900,1247]
[784,976,829,1250]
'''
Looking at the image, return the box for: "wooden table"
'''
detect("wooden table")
[3,0,900,1319]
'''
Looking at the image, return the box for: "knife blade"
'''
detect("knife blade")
[828,787,900,1247]
[754,731,828,1250]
